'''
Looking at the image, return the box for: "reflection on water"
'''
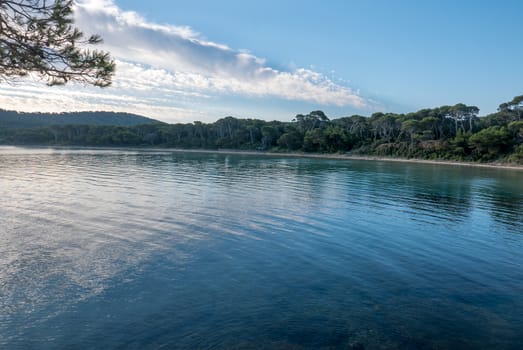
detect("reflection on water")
[0,147,522,349]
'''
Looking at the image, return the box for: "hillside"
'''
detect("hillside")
[1,94,522,164]
[0,110,163,128]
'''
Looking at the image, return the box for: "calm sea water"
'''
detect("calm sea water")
[0,147,522,349]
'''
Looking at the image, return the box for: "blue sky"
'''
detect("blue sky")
[1,0,522,123]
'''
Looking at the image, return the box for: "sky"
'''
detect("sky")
[1,0,522,123]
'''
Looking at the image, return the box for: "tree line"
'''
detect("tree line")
[1,95,523,163]
[0,110,160,129]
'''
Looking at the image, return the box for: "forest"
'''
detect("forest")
[0,110,159,128]
[1,95,522,164]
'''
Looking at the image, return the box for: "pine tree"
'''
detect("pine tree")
[0,0,114,86]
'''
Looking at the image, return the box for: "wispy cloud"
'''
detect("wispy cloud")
[75,0,367,107]
[0,0,370,122]
[0,77,208,122]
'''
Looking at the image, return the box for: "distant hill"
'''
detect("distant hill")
[0,110,163,129]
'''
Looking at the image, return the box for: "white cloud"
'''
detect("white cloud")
[0,0,370,122]
[0,82,206,123]
[73,0,368,108]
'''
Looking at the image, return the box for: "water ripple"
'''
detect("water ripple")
[1,147,523,349]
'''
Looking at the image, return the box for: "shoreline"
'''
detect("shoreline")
[3,145,523,171]
[175,149,523,170]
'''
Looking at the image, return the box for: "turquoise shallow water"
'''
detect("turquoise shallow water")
[0,147,522,349]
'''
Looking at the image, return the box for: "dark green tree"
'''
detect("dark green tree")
[499,95,523,121]
[370,113,401,141]
[401,119,420,145]
[323,125,351,152]
[303,128,325,151]
[446,104,479,135]
[469,126,512,160]
[0,0,114,86]
[260,125,280,150]
[277,128,302,150]
[293,110,329,132]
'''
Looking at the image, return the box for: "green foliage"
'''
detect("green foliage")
[401,119,420,144]
[509,145,523,162]
[445,103,479,135]
[293,110,329,132]
[303,128,325,152]
[3,94,523,164]
[323,125,352,152]
[508,121,523,144]
[277,130,302,150]
[0,0,114,86]
[469,126,512,160]
[450,131,471,159]
[0,109,160,128]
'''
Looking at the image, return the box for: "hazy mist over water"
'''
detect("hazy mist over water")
[1,147,522,349]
